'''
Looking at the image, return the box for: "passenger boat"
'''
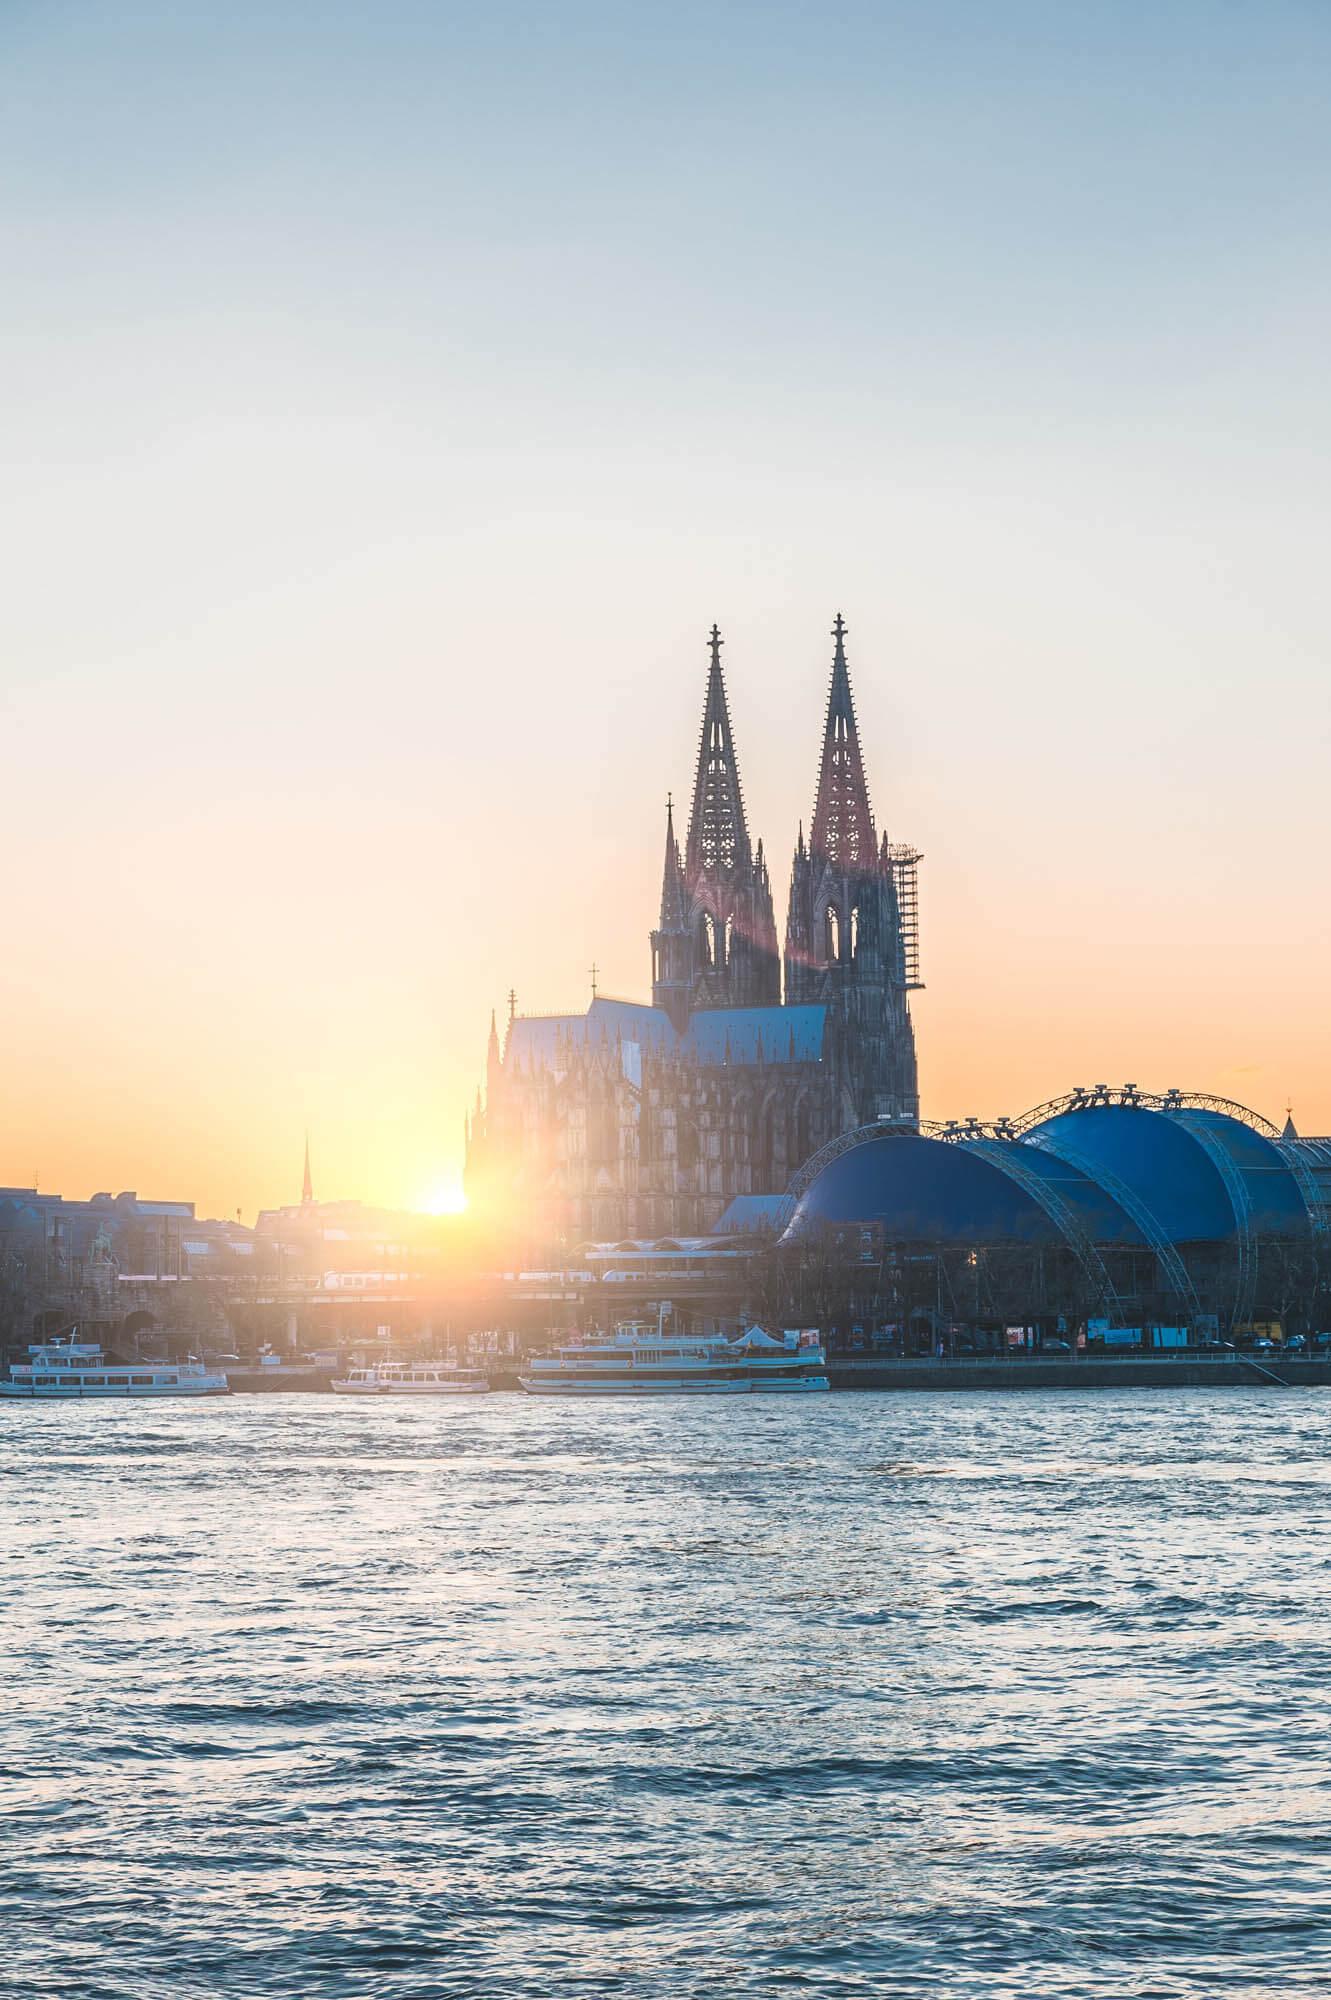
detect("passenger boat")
[330,1359,490,1395]
[0,1337,229,1398]
[519,1318,829,1395]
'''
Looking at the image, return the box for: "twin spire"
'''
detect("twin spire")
[809,613,876,867]
[653,622,783,1015]
[675,613,878,881]
[655,614,890,1015]
[684,624,753,885]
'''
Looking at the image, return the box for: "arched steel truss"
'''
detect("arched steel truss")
[1004,1084,1280,1139]
[781,1119,912,1210]
[1016,1130,1203,1321]
[781,1114,1203,1320]
[1160,1109,1256,1330]
[957,1136,1122,1322]
[1003,1086,1329,1322]
[1273,1143,1331,1237]
[778,1118,1124,1320]
[777,1092,1326,1329]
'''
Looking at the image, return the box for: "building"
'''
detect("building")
[465,617,924,1250]
[0,1185,254,1352]
[254,1196,433,1287]
[772,1086,1331,1342]
[0,1186,250,1286]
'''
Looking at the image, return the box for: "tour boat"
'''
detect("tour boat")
[330,1359,491,1395]
[0,1337,229,1399]
[519,1319,829,1395]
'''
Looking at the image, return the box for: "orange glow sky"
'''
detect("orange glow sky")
[3,6,1329,1221]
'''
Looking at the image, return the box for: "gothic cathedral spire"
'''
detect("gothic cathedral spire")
[684,625,752,884]
[672,624,779,1012]
[810,613,876,868]
[784,614,919,1124]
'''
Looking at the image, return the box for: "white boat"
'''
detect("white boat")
[0,1336,229,1399]
[330,1359,490,1395]
[519,1317,829,1396]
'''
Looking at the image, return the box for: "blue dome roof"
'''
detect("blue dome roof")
[1024,1103,1310,1243]
[1167,1108,1310,1236]
[782,1096,1317,1263]
[779,1093,1319,1332]
[995,1140,1145,1245]
[784,1133,1083,1246]
[1024,1105,1232,1241]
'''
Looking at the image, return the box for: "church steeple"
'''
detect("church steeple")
[783,614,919,1125]
[301,1134,314,1207]
[672,624,779,1012]
[810,613,876,868]
[685,625,753,886]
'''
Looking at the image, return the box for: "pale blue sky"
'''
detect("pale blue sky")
[2,3,1329,1213]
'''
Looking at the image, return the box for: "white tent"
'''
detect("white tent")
[735,1325,790,1350]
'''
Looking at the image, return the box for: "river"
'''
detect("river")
[3,1389,1328,1996]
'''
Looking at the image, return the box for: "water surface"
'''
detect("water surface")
[3,1389,1329,1997]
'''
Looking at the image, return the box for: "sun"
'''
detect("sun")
[420,1179,468,1217]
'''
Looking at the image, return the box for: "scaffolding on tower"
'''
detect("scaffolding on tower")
[887,843,924,988]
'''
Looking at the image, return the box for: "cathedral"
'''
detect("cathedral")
[464,617,922,1248]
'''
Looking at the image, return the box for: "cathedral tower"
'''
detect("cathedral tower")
[784,615,919,1123]
[471,612,923,1255]
[678,625,780,1012]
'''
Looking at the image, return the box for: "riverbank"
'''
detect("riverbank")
[220,1353,1331,1393]
[827,1352,1331,1390]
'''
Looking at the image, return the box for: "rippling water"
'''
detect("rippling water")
[4,1390,1331,1997]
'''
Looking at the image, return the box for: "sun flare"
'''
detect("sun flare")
[420,1180,468,1217]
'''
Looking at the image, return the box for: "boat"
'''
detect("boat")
[519,1316,829,1395]
[0,1336,230,1399]
[330,1358,491,1395]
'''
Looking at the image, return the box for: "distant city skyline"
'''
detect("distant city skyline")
[3,3,1329,1220]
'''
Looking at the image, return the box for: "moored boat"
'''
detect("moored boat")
[519,1317,829,1396]
[330,1359,491,1395]
[0,1337,229,1399]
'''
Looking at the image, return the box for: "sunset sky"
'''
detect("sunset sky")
[3,3,1329,1221]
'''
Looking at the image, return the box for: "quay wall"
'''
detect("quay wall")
[224,1366,334,1392]
[827,1355,1331,1391]
[220,1356,1331,1393]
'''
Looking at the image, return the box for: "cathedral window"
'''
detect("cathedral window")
[850,907,860,961]
[825,905,841,962]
